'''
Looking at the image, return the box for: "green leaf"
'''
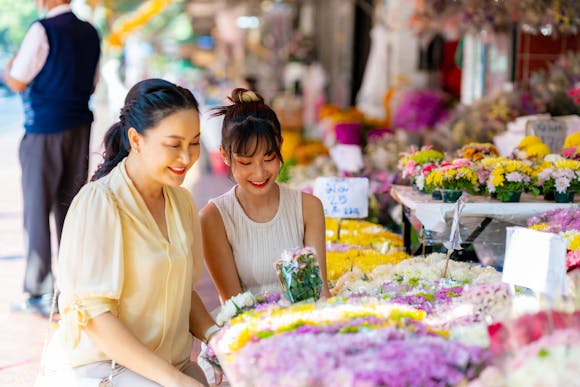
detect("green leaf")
[255,330,275,339]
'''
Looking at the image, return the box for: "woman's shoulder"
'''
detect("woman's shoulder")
[199,200,221,223]
[300,191,323,214]
[67,179,118,218]
[75,179,115,204]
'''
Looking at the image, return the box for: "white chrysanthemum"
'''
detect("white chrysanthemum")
[216,291,256,326]
[216,301,238,326]
[232,291,256,309]
[555,176,571,193]
[450,322,490,347]
[544,153,564,163]
[506,171,524,183]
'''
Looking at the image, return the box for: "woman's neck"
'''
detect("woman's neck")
[235,183,279,221]
[125,154,163,201]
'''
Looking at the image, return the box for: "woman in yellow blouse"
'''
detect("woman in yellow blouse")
[43,79,218,386]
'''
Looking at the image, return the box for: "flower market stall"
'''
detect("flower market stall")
[200,211,580,386]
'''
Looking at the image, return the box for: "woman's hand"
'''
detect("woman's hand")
[319,287,332,300]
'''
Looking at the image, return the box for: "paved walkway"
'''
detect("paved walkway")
[0,87,233,385]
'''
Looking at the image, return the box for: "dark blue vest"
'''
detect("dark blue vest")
[21,12,100,134]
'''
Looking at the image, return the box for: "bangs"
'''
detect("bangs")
[228,117,283,161]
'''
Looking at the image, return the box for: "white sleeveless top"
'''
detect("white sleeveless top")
[210,184,304,296]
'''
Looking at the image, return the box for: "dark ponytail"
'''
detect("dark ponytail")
[213,88,283,162]
[91,78,199,181]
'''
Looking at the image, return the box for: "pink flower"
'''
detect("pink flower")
[451,158,474,168]
[566,250,580,271]
[505,172,524,183]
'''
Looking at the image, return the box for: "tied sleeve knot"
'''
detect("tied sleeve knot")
[61,299,91,348]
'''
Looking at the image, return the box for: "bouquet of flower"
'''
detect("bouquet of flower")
[398,146,445,190]
[275,247,323,303]
[536,159,580,194]
[424,158,478,193]
[487,159,538,201]
[458,142,499,161]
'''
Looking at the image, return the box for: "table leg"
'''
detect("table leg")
[402,206,412,255]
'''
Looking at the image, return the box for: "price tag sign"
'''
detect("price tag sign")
[502,227,568,298]
[313,177,369,218]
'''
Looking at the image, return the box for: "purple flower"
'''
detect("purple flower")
[393,90,450,132]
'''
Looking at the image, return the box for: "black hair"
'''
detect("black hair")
[212,88,283,163]
[91,78,199,181]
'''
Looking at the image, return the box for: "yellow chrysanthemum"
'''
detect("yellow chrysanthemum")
[480,156,507,169]
[567,233,580,251]
[555,159,580,171]
[533,161,552,177]
[530,223,548,231]
[518,135,544,149]
[525,143,550,159]
[564,132,580,148]
[491,174,505,187]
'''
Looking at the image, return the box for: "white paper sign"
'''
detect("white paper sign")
[313,177,369,218]
[329,144,364,172]
[502,227,568,298]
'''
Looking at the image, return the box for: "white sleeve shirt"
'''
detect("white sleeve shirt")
[9,4,99,87]
[9,22,49,83]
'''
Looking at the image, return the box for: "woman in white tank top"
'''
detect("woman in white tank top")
[200,88,331,302]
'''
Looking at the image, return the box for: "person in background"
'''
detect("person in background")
[42,79,217,386]
[200,88,331,302]
[3,0,101,317]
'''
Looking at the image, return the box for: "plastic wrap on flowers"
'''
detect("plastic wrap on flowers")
[275,247,322,303]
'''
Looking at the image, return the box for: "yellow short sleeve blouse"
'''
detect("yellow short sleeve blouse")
[48,158,203,369]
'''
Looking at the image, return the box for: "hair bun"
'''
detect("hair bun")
[231,88,262,104]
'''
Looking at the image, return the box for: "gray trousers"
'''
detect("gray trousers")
[73,360,209,386]
[19,124,91,296]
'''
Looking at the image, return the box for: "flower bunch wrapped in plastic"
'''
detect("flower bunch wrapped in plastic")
[424,158,478,193]
[275,247,323,303]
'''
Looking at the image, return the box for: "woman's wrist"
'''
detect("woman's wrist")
[203,323,220,344]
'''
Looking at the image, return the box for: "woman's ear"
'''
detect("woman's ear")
[219,146,230,166]
[127,127,141,153]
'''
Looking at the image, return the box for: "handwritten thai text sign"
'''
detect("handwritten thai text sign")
[313,177,369,218]
[503,227,568,298]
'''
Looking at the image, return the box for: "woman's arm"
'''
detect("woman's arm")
[85,312,204,387]
[189,289,217,341]
[199,203,243,302]
[302,193,332,297]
